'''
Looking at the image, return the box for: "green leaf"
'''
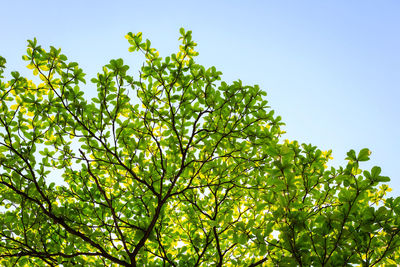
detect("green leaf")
[345,149,357,161]
[371,166,381,178]
[357,148,371,161]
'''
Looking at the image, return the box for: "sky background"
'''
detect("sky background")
[1,1,399,195]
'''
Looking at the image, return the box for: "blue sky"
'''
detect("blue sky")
[1,0,399,195]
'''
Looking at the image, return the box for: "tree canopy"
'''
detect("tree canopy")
[0,28,399,266]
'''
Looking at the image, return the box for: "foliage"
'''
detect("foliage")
[0,29,399,266]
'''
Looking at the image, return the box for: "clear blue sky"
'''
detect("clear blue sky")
[1,1,399,195]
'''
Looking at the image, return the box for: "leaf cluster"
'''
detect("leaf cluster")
[0,29,399,266]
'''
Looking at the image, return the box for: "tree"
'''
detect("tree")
[0,28,399,266]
